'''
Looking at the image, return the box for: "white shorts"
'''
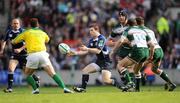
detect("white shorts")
[26,51,51,69]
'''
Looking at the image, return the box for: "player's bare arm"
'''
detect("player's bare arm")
[0,41,6,54]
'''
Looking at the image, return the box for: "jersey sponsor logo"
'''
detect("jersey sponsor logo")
[90,43,93,46]
[98,40,104,47]
[9,34,12,38]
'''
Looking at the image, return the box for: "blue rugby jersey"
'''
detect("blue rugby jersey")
[87,34,110,61]
[3,27,27,55]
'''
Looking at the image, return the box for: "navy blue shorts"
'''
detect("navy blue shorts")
[95,60,111,70]
[10,55,27,69]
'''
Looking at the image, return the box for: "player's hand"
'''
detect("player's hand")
[67,50,76,56]
[109,51,115,60]
[79,45,88,51]
[14,48,22,53]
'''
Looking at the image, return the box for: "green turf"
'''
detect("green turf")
[0,86,179,103]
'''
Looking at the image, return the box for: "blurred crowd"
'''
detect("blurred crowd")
[1,0,180,71]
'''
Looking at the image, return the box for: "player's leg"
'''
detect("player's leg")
[20,56,40,88]
[31,74,40,88]
[101,70,121,89]
[73,63,100,92]
[4,59,18,93]
[116,48,134,85]
[128,66,135,84]
[42,55,73,93]
[152,48,176,91]
[82,63,100,88]
[117,57,134,85]
[24,68,39,94]
[133,63,144,92]
[152,62,176,91]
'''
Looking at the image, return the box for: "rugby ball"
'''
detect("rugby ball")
[58,43,70,54]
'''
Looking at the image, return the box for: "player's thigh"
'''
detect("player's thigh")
[133,63,143,74]
[43,62,56,77]
[25,67,35,75]
[38,52,56,77]
[118,57,134,68]
[82,63,100,74]
[8,59,19,72]
[26,53,39,69]
[152,48,163,68]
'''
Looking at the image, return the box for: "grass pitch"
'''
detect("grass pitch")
[0,86,179,103]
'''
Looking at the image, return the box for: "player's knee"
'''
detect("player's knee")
[82,69,89,74]
[8,68,14,73]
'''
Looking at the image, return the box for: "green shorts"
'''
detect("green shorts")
[128,47,149,63]
[116,45,132,58]
[152,48,164,64]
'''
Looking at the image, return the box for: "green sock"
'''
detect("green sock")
[121,69,132,83]
[129,72,135,82]
[52,74,66,89]
[26,76,37,90]
[160,71,172,84]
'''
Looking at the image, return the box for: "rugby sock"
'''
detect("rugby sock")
[81,74,89,89]
[129,73,135,82]
[52,74,66,89]
[135,75,141,92]
[120,69,132,83]
[7,72,14,89]
[118,71,127,85]
[32,74,40,88]
[32,74,39,82]
[160,71,173,84]
[26,76,37,90]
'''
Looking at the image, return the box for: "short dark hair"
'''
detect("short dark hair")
[127,19,137,26]
[30,18,39,28]
[89,22,100,32]
[136,16,144,25]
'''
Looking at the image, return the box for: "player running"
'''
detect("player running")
[106,9,135,85]
[136,17,176,91]
[0,18,40,93]
[68,23,121,92]
[110,19,155,92]
[12,18,73,94]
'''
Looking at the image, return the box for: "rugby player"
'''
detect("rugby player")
[110,19,154,92]
[12,18,73,94]
[136,17,176,91]
[0,18,40,93]
[68,23,121,92]
[106,9,135,85]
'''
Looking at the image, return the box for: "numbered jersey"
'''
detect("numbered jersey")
[141,26,161,49]
[122,26,150,48]
[88,34,110,61]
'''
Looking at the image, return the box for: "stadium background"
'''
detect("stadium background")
[0,0,180,86]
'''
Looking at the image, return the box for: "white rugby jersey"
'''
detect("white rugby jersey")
[121,26,150,48]
[143,28,161,49]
